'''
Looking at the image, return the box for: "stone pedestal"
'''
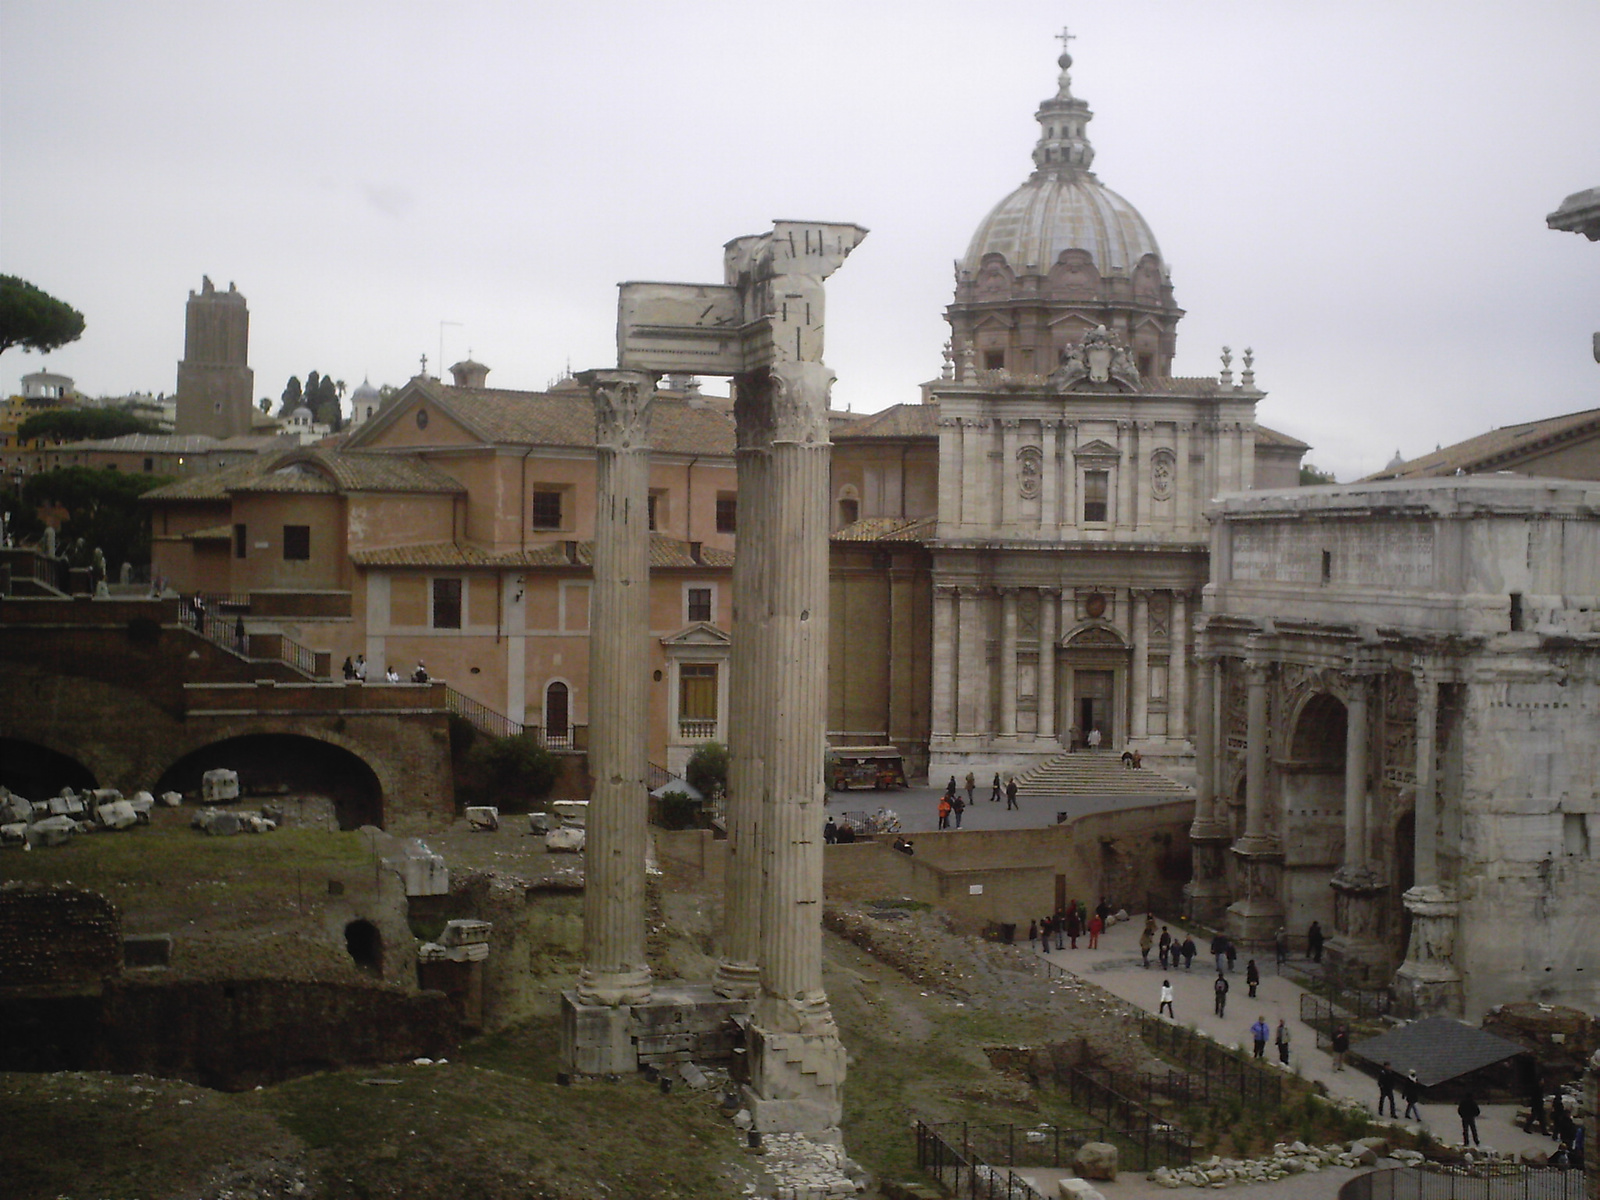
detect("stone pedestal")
[562,985,751,1075]
[1325,866,1392,989]
[1184,832,1233,925]
[1391,884,1463,1016]
[1226,836,1283,943]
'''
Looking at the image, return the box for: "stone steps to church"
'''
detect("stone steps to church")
[1013,753,1191,797]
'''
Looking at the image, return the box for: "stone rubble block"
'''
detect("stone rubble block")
[96,800,139,830]
[465,806,499,831]
[545,826,585,853]
[201,769,239,804]
[1,821,28,844]
[26,816,79,847]
[1060,1178,1107,1200]
[1,794,33,824]
[1074,1140,1117,1180]
[161,791,184,807]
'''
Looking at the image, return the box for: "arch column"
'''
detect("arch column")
[1328,654,1389,989]
[1169,591,1189,743]
[1227,651,1283,942]
[1184,640,1231,923]
[929,585,957,745]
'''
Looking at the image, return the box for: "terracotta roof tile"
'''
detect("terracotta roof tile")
[830,516,935,543]
[348,534,732,570]
[1255,423,1310,450]
[834,404,938,440]
[1366,406,1600,481]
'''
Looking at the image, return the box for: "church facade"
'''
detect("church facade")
[828,37,1306,777]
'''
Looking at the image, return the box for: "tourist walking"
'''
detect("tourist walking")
[1213,972,1229,1017]
[1180,935,1196,970]
[1250,1016,1269,1059]
[1096,898,1111,927]
[1552,1094,1574,1148]
[1087,913,1102,949]
[342,655,356,680]
[1275,927,1289,967]
[234,616,247,653]
[1087,727,1102,751]
[990,772,1002,803]
[1225,939,1238,974]
[951,792,965,829]
[937,794,952,830]
[1246,959,1260,998]
[1275,1018,1291,1065]
[964,771,976,806]
[1402,1069,1422,1119]
[1054,911,1065,952]
[1458,1093,1481,1146]
[354,653,367,681]
[823,817,837,844]
[1139,922,1153,967]
[1066,907,1081,950]
[1005,776,1019,809]
[1158,980,1175,1018]
[1526,1088,1548,1135]
[1158,926,1172,970]
[1307,920,1324,964]
[1331,1023,1349,1071]
[1378,1062,1400,1118]
[1211,933,1228,976]
[1027,920,1037,951]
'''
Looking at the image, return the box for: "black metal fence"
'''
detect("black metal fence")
[1300,992,1390,1051]
[1138,1014,1286,1108]
[915,1122,1049,1200]
[1338,1166,1587,1200]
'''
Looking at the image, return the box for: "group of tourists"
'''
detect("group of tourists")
[338,654,419,684]
[937,772,1019,828]
[1028,897,1111,953]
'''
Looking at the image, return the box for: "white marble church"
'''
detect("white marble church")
[917,36,1305,774]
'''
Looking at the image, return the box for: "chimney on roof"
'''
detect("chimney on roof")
[564,540,578,564]
[449,359,490,388]
[689,541,703,564]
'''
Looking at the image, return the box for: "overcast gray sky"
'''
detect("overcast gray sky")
[3,1,1596,481]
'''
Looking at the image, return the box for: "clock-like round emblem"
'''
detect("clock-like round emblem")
[1085,592,1107,619]
[415,409,429,430]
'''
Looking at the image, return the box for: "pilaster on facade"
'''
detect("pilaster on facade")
[929,584,958,744]
[997,587,1019,743]
[1130,589,1150,741]
[1037,587,1058,741]
[1169,592,1190,743]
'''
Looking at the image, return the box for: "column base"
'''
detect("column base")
[1185,832,1233,925]
[713,959,762,1000]
[745,1021,846,1136]
[575,963,653,1008]
[1327,867,1394,988]
[1226,836,1283,943]
[561,985,751,1075]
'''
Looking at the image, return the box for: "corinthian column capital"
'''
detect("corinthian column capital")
[581,369,659,449]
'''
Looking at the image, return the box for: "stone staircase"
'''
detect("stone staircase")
[1013,752,1192,797]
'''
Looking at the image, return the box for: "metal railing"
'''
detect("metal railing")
[915,1122,1050,1200]
[1300,993,1390,1051]
[1340,1166,1586,1200]
[1138,1015,1286,1108]
[444,684,525,740]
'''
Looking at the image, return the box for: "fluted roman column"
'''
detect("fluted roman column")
[998,588,1018,743]
[577,369,657,1007]
[1192,652,1219,830]
[1130,590,1149,741]
[1412,673,1438,888]
[1243,659,1270,842]
[1169,591,1189,742]
[1037,588,1057,741]
[753,359,837,1036]
[1341,675,1371,873]
[716,381,771,999]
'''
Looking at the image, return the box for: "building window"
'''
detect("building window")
[678,663,718,739]
[432,578,463,629]
[530,490,563,530]
[234,523,247,560]
[1082,471,1109,523]
[984,350,1004,370]
[143,457,154,472]
[283,525,311,560]
[687,586,712,623]
[716,492,737,533]
[838,496,859,525]
[1321,549,1332,584]
[1509,592,1524,632]
[647,491,663,531]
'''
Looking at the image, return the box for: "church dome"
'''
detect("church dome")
[960,36,1166,281]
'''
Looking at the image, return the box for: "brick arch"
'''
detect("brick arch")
[0,736,101,796]
[149,724,392,829]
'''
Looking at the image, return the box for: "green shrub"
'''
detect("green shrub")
[657,790,702,830]
[447,713,478,762]
[458,733,561,813]
[685,741,728,799]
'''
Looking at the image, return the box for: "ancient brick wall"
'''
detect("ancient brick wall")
[0,883,122,993]
[0,977,458,1089]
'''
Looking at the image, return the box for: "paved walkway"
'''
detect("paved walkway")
[1008,916,1565,1198]
[826,785,1179,834]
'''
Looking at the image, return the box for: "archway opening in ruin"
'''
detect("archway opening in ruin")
[155,734,384,830]
[1281,692,1347,935]
[0,738,98,799]
[344,919,383,976]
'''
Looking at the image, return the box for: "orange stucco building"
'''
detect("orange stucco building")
[145,371,739,774]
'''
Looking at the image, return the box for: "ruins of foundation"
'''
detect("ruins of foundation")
[562,221,866,1137]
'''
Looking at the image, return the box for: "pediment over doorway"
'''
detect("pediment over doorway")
[660,622,731,648]
[1073,439,1120,460]
[1063,623,1126,649]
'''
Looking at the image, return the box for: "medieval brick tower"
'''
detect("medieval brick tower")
[174,276,254,438]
